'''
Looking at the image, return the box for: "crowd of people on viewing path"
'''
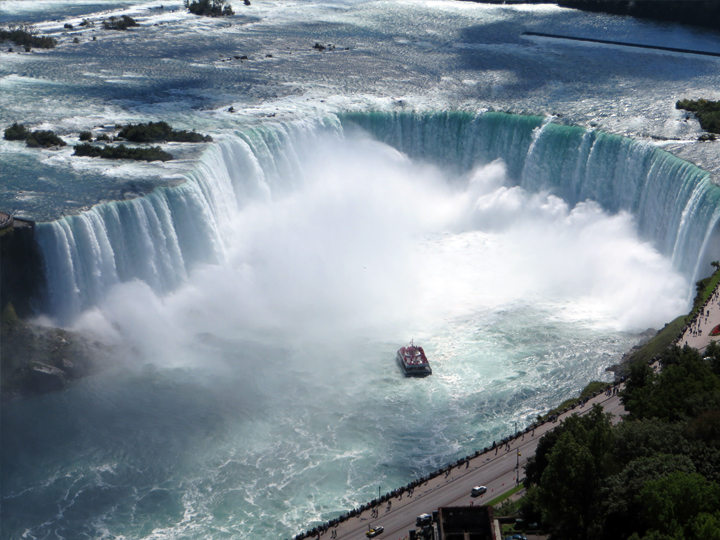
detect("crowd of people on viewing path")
[677,278,720,351]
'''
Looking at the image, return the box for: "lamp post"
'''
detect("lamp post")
[515,421,520,484]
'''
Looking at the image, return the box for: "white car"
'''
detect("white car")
[416,513,432,526]
[471,485,487,496]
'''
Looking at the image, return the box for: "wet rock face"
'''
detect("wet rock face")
[0,221,45,318]
[22,363,68,394]
[1,311,114,402]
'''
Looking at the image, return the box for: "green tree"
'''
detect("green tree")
[537,434,600,539]
[622,345,720,422]
[523,423,565,487]
[637,472,720,539]
[531,405,615,539]
[691,511,720,540]
[612,418,688,464]
[3,122,30,141]
[600,454,696,540]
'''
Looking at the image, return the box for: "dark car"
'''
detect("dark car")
[366,526,384,538]
[471,485,487,496]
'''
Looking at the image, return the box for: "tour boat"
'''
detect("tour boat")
[397,340,432,377]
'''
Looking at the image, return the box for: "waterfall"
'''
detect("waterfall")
[34,112,720,322]
[35,117,341,323]
[342,111,720,284]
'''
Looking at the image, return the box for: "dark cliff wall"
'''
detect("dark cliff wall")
[558,1,720,31]
[0,220,46,318]
[464,1,720,32]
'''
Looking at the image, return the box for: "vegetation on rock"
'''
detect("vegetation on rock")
[103,15,138,30]
[3,122,31,141]
[5,120,210,155]
[74,143,173,161]
[26,130,67,148]
[4,123,66,147]
[185,0,234,17]
[677,99,720,135]
[0,26,57,49]
[117,121,213,143]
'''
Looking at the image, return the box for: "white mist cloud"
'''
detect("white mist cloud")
[70,132,689,367]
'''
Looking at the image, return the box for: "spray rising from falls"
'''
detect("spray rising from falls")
[341,111,720,282]
[35,111,720,325]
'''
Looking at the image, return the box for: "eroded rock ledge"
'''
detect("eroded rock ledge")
[1,304,114,402]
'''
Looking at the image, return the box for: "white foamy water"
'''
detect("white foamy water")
[1,2,720,539]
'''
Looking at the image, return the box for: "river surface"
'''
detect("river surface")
[1,2,720,539]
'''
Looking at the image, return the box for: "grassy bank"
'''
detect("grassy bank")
[536,380,609,422]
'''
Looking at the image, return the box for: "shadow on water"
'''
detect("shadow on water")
[448,10,720,99]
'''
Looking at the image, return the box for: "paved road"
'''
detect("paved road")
[328,387,626,540]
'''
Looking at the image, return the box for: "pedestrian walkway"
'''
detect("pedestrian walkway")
[679,281,720,352]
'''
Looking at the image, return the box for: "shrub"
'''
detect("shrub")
[95,133,112,142]
[117,121,212,143]
[676,99,720,134]
[4,124,66,147]
[64,23,73,29]
[186,0,234,17]
[26,130,66,148]
[73,143,103,157]
[79,131,92,141]
[0,26,57,49]
[74,143,173,161]
[4,122,31,141]
[103,15,138,31]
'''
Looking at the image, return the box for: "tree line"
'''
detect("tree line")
[521,340,720,540]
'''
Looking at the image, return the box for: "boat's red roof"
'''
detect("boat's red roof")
[399,345,428,365]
